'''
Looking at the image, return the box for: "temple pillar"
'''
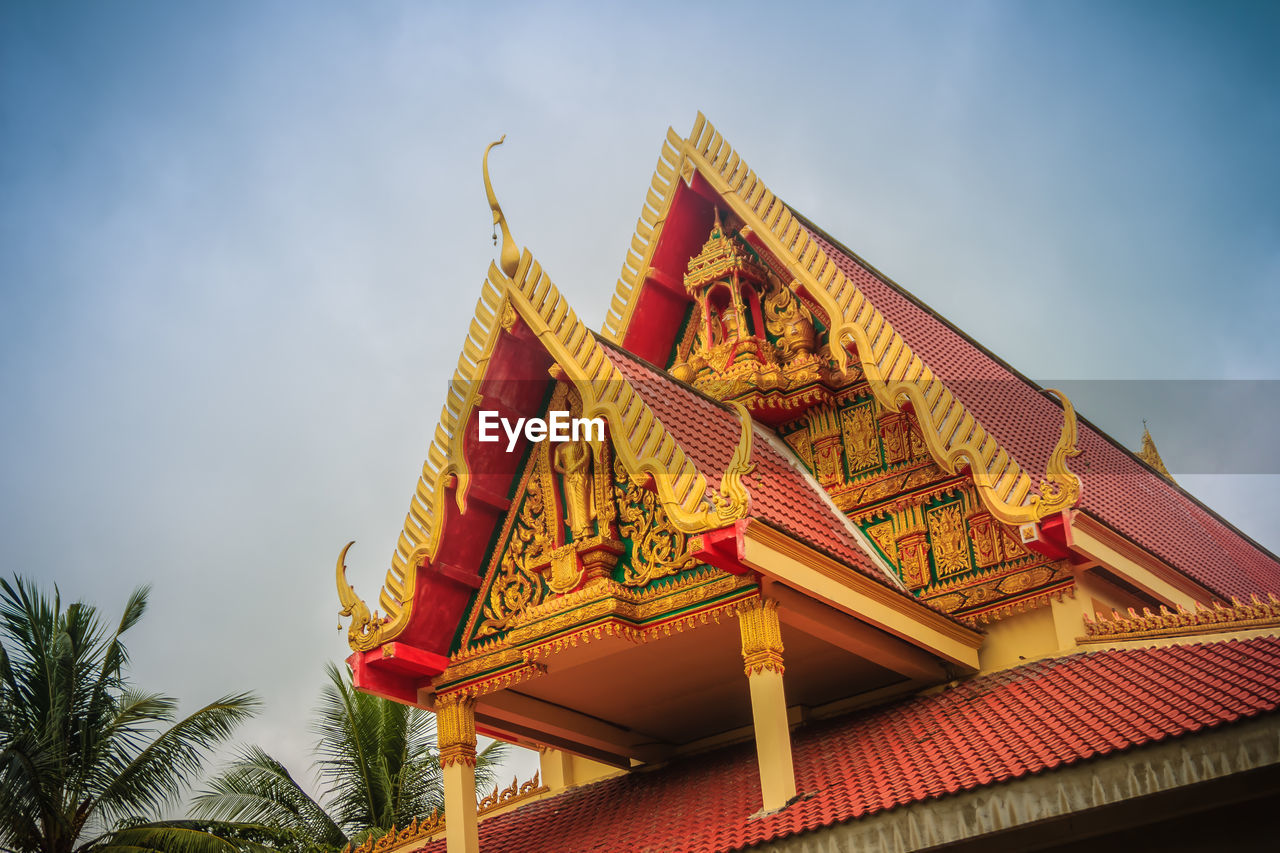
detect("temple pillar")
[539,746,575,791]
[737,597,797,812]
[436,693,479,853]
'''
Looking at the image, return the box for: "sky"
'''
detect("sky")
[2,0,1278,814]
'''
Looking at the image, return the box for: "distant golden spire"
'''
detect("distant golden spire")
[1137,421,1174,480]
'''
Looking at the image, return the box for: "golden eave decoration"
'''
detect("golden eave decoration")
[336,138,755,653]
[602,113,1083,528]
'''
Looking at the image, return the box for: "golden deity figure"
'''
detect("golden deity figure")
[554,438,595,540]
[763,277,817,364]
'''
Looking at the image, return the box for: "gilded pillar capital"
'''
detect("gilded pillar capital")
[737,596,785,676]
[436,692,478,768]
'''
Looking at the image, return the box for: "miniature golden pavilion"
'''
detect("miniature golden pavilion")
[336,116,1280,852]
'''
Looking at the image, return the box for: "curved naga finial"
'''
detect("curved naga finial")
[336,541,383,651]
[709,400,757,523]
[1034,388,1083,517]
[484,136,520,278]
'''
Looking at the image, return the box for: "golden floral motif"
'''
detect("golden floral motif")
[880,411,909,465]
[338,773,548,853]
[780,425,814,473]
[614,459,701,586]
[477,772,548,815]
[866,520,899,566]
[476,455,549,638]
[896,530,931,590]
[1082,594,1280,641]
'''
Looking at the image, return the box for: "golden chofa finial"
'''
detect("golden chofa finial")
[336,540,381,651]
[484,136,520,278]
[1034,388,1083,516]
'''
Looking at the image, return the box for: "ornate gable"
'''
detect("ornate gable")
[453,378,745,661]
[627,189,1075,622]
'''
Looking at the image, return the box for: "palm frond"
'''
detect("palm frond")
[91,694,261,826]
[94,821,279,853]
[192,746,345,848]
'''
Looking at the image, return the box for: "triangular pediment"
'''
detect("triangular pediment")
[450,378,748,660]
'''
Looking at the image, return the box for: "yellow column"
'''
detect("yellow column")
[738,597,797,812]
[538,746,574,792]
[436,693,479,853]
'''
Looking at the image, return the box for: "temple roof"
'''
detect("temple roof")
[602,113,1280,603]
[797,223,1280,600]
[416,635,1280,853]
[602,340,895,588]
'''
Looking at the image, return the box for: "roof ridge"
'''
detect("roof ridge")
[672,112,1083,527]
[789,192,1280,586]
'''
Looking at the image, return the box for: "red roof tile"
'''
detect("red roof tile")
[420,636,1280,853]
[600,339,893,587]
[797,223,1280,600]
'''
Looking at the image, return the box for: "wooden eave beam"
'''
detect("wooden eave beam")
[1071,513,1221,608]
[741,521,983,671]
[476,689,672,765]
[764,581,949,682]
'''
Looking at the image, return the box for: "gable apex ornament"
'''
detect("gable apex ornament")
[484,136,520,278]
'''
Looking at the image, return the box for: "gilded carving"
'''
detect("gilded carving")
[737,596,785,676]
[670,214,843,412]
[907,423,929,460]
[1002,525,1030,559]
[554,437,595,540]
[781,425,814,473]
[435,692,477,768]
[896,531,931,590]
[866,520,898,566]
[926,503,972,578]
[1082,594,1280,642]
[809,405,845,487]
[966,511,1002,568]
[880,411,909,465]
[475,452,549,639]
[614,459,701,587]
[840,401,881,473]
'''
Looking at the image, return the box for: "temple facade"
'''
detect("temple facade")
[336,116,1280,852]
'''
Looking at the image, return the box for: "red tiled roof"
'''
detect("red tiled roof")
[600,339,893,588]
[798,223,1280,600]
[421,636,1280,853]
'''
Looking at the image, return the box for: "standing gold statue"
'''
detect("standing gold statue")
[554,439,595,540]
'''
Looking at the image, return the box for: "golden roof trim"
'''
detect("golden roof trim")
[499,249,754,533]
[601,129,686,343]
[338,773,548,853]
[604,113,1081,526]
[337,269,507,651]
[339,140,755,653]
[1080,594,1280,642]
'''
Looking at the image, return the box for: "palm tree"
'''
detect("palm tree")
[193,663,508,852]
[0,575,260,853]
